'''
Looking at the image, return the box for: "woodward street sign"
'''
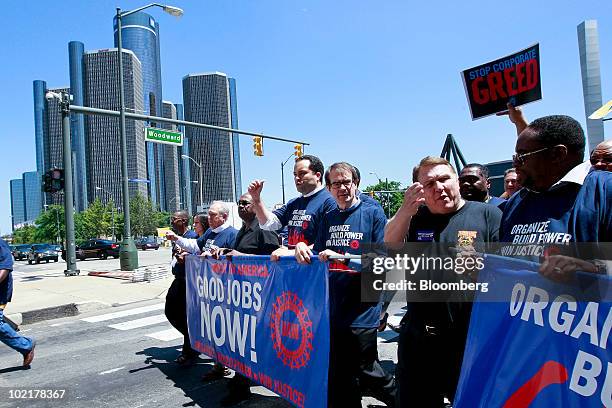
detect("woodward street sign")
[145,127,183,146]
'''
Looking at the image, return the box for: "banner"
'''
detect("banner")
[186,256,330,408]
[461,44,541,120]
[454,255,611,407]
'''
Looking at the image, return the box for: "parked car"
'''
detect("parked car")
[13,244,33,261]
[62,239,120,261]
[135,237,160,250]
[28,244,59,264]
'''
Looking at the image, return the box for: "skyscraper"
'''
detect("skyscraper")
[33,80,70,207]
[68,41,88,212]
[162,101,181,212]
[114,11,164,207]
[182,72,242,212]
[83,48,148,205]
[578,20,605,151]
[175,103,193,215]
[10,179,25,230]
[23,171,43,223]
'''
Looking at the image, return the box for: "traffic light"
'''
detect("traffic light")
[43,168,64,193]
[294,144,303,157]
[369,190,374,198]
[253,136,263,156]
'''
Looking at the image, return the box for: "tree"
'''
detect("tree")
[34,205,64,244]
[363,180,405,218]
[12,225,37,244]
[129,193,157,237]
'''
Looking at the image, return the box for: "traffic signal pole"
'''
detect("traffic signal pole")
[60,92,79,276]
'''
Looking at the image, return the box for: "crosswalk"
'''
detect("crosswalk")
[80,302,183,342]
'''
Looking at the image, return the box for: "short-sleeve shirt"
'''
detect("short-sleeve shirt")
[197,227,238,252]
[273,188,336,249]
[234,219,281,255]
[315,200,387,329]
[0,239,14,306]
[172,229,198,278]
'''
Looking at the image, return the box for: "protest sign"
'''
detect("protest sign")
[454,255,611,407]
[461,44,541,120]
[186,256,330,408]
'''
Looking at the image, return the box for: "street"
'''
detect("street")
[1,249,403,408]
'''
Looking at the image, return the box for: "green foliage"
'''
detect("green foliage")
[154,211,172,229]
[363,180,405,218]
[34,205,64,244]
[129,193,157,238]
[12,225,37,244]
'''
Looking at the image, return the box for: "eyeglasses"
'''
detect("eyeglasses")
[237,200,252,206]
[330,179,353,189]
[512,147,551,165]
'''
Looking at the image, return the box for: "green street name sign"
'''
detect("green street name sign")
[145,127,183,146]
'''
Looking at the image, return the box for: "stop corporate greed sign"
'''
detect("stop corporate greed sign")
[185,256,330,408]
[461,44,541,120]
[454,255,611,407]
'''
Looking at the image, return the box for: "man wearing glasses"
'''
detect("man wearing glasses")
[297,162,396,408]
[501,115,611,279]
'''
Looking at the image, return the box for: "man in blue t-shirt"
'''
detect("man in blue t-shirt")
[167,201,238,255]
[298,162,396,408]
[0,238,36,367]
[501,114,611,279]
[248,155,336,261]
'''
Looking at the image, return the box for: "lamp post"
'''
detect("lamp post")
[95,186,116,241]
[116,3,183,270]
[182,154,203,212]
[280,153,295,204]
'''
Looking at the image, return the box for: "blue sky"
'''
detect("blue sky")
[1,0,611,235]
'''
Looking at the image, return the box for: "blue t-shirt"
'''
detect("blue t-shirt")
[500,170,611,260]
[197,226,238,252]
[273,188,336,249]
[172,229,198,278]
[0,239,14,305]
[487,195,506,207]
[315,200,387,329]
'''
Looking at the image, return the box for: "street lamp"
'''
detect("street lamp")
[280,153,295,204]
[116,3,183,270]
[181,154,203,212]
[95,186,116,241]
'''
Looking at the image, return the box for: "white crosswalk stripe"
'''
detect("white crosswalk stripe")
[81,303,165,323]
[146,328,183,341]
[108,314,168,331]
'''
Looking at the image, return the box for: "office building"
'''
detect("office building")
[83,48,148,205]
[578,20,605,151]
[182,72,242,212]
[114,11,164,206]
[10,179,26,230]
[23,171,43,223]
[484,160,514,197]
[175,103,193,215]
[161,100,181,212]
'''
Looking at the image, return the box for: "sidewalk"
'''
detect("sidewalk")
[6,262,174,326]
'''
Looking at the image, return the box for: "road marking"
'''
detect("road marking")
[99,366,125,375]
[108,314,167,330]
[81,303,165,323]
[146,328,183,341]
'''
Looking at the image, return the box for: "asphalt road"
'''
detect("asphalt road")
[0,297,404,408]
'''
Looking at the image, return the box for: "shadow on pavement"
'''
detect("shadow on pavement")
[136,345,291,408]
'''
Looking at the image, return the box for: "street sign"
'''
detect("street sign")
[145,127,183,146]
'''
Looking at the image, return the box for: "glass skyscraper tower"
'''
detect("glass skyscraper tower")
[113,11,164,209]
[182,72,242,212]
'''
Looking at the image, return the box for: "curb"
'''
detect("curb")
[6,300,113,326]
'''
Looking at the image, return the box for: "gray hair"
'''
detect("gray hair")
[210,201,230,216]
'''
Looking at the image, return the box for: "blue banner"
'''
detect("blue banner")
[455,255,612,407]
[185,255,330,408]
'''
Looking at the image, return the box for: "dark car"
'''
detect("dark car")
[27,244,59,264]
[13,244,33,261]
[62,239,120,261]
[135,237,160,250]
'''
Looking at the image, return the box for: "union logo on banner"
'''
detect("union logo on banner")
[270,291,314,370]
